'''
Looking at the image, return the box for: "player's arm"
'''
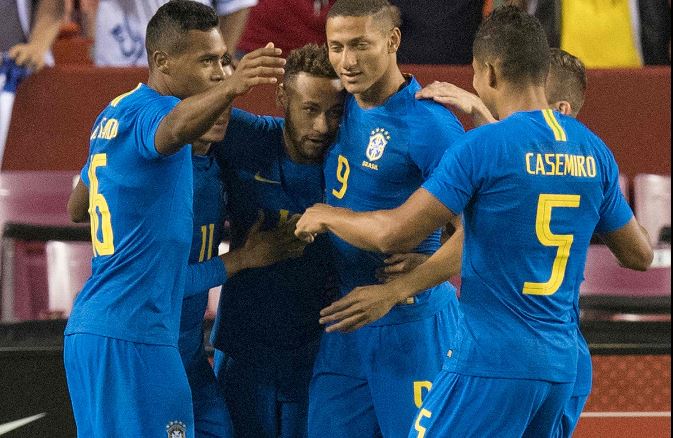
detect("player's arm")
[297,188,456,254]
[154,44,285,156]
[598,218,653,271]
[184,214,306,297]
[67,178,89,223]
[8,0,65,71]
[415,82,497,127]
[320,230,464,332]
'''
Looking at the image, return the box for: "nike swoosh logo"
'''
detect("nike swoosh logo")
[254,172,281,185]
[0,413,47,435]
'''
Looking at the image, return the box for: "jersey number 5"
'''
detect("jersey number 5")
[88,153,115,256]
[332,155,350,199]
[523,194,581,296]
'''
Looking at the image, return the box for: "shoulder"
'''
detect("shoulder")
[405,82,464,138]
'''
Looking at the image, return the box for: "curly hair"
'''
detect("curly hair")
[284,44,338,84]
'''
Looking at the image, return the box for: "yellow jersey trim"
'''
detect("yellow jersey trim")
[542,109,567,142]
[110,83,142,108]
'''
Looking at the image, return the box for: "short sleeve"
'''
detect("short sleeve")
[422,135,479,216]
[134,95,180,160]
[409,109,465,179]
[214,0,258,15]
[595,150,634,234]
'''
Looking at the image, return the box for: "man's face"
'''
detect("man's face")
[167,28,232,142]
[326,15,393,96]
[283,73,345,163]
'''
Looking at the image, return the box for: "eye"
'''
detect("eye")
[329,45,343,53]
[304,107,318,115]
[355,42,369,50]
[221,53,232,67]
[201,58,213,66]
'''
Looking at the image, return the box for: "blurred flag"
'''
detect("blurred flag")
[0,54,30,168]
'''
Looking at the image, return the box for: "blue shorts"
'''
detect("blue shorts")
[309,306,456,438]
[557,332,592,437]
[64,333,194,437]
[410,370,573,438]
[179,326,233,438]
[213,339,320,438]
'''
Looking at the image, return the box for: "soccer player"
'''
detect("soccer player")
[304,1,465,436]
[63,1,289,435]
[209,43,345,438]
[412,48,594,438]
[296,6,653,436]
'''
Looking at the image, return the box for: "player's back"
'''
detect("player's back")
[65,84,193,347]
[432,110,632,382]
[324,78,464,320]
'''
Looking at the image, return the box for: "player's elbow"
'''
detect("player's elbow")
[376,226,419,254]
[621,247,654,272]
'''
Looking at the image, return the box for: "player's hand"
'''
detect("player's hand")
[225,43,285,96]
[376,253,430,283]
[319,283,400,333]
[415,82,496,126]
[295,204,334,243]
[8,42,47,71]
[240,212,306,269]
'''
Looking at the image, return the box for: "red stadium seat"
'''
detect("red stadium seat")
[580,244,671,316]
[45,240,92,318]
[633,174,671,245]
[0,171,86,321]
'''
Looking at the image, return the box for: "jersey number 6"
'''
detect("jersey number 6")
[88,153,116,257]
[523,194,581,296]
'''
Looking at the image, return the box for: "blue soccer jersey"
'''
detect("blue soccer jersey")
[423,109,634,383]
[324,77,464,325]
[65,83,194,347]
[210,108,336,362]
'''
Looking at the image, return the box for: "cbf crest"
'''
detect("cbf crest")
[366,128,391,162]
[166,421,186,438]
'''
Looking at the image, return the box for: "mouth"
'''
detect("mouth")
[341,71,362,83]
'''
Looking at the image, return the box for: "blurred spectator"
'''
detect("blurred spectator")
[93,0,257,66]
[507,0,671,67]
[2,0,66,71]
[64,0,97,40]
[390,0,484,64]
[237,0,335,55]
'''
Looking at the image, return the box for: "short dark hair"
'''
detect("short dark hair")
[547,48,587,116]
[473,6,550,87]
[284,44,338,85]
[146,0,220,59]
[327,0,402,29]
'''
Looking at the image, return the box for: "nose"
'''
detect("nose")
[313,113,328,134]
[212,63,227,82]
[341,48,357,70]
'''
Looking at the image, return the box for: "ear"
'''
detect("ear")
[153,51,170,74]
[553,100,573,116]
[277,83,288,109]
[486,62,497,89]
[388,27,401,53]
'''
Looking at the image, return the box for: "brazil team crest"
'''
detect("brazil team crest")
[366,128,391,162]
[166,421,186,438]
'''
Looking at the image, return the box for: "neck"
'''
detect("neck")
[494,84,550,120]
[355,64,406,109]
[147,71,172,97]
[193,141,211,156]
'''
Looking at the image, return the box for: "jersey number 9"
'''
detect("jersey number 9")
[332,155,351,200]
